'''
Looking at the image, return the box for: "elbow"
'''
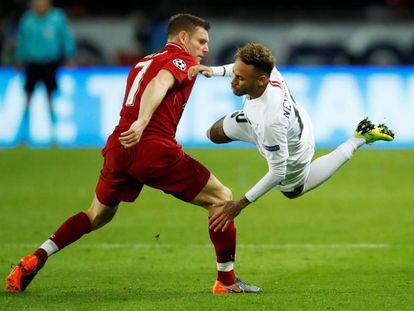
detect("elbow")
[206,127,223,144]
[269,169,286,181]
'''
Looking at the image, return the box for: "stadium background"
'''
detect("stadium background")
[1,1,414,310]
[1,0,414,148]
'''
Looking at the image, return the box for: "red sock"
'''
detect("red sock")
[33,248,48,265]
[49,212,92,251]
[209,219,236,286]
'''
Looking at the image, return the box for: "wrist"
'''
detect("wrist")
[211,66,225,76]
[239,196,251,209]
[137,118,149,126]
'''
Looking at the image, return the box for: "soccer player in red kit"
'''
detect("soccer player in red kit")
[6,14,260,294]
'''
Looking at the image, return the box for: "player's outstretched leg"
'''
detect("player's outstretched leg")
[6,196,117,292]
[299,118,394,195]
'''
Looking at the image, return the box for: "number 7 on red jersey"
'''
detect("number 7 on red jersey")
[125,59,153,107]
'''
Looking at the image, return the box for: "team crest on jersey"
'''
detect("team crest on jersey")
[173,59,187,71]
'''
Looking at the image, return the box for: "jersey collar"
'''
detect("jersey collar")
[165,42,184,50]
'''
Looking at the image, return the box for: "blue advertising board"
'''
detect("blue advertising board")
[0,66,413,148]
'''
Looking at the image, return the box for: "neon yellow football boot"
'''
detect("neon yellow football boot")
[355,117,395,144]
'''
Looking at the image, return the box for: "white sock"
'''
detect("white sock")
[39,239,59,256]
[217,261,234,272]
[303,136,365,194]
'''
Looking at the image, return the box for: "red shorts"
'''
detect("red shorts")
[95,133,211,206]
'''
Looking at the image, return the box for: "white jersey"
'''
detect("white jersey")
[214,65,315,201]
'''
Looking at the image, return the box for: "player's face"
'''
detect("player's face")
[32,0,51,14]
[231,58,261,97]
[183,27,209,64]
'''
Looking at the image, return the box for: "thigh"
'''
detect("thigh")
[223,110,255,143]
[95,145,143,206]
[281,184,304,199]
[139,151,211,203]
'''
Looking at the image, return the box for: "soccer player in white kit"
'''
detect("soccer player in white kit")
[189,43,395,232]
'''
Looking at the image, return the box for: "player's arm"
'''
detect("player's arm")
[119,69,175,148]
[245,160,287,202]
[209,153,287,232]
[188,63,234,79]
[209,118,288,232]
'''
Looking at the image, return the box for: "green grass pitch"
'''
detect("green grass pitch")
[1,147,414,310]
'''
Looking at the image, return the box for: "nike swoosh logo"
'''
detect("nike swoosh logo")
[223,284,243,293]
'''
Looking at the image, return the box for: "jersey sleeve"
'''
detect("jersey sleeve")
[245,93,290,202]
[162,54,196,84]
[261,113,290,177]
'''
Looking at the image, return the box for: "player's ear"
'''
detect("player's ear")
[257,74,268,87]
[177,30,188,45]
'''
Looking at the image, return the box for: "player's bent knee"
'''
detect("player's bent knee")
[86,196,119,230]
[206,127,211,141]
[89,206,118,231]
[281,192,299,200]
[207,117,232,144]
[208,127,230,144]
[281,185,304,200]
[207,126,221,143]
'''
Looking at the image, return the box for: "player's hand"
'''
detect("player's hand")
[188,65,213,80]
[209,197,251,232]
[119,120,146,148]
[209,200,243,232]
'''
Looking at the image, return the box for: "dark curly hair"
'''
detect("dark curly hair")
[235,43,276,76]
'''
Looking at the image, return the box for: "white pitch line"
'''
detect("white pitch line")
[1,243,396,249]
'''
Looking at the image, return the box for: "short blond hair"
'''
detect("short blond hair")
[235,43,276,76]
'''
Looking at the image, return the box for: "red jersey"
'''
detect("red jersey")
[116,42,198,142]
